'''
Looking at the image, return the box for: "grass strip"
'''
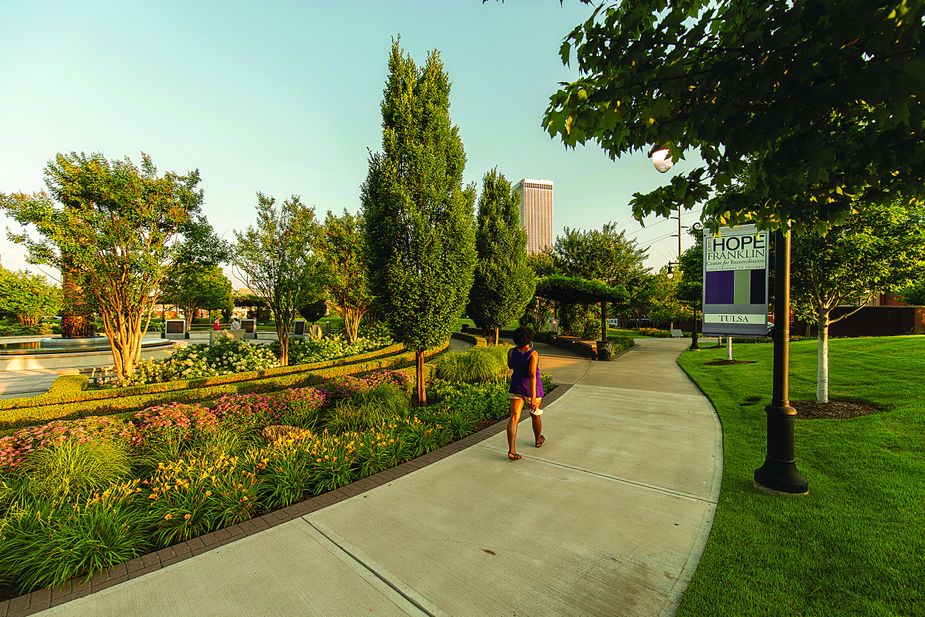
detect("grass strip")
[676,335,925,617]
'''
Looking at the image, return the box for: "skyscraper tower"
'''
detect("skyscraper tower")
[513,178,553,255]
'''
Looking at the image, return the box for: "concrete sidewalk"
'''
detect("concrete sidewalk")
[39,338,721,617]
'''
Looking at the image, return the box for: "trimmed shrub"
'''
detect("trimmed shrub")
[117,338,279,386]
[270,334,392,366]
[0,343,445,432]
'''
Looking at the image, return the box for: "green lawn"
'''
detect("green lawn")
[676,336,924,616]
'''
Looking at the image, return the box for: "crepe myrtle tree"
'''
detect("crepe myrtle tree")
[468,169,536,345]
[315,210,372,344]
[233,193,326,366]
[0,267,61,327]
[1,152,202,378]
[362,39,477,405]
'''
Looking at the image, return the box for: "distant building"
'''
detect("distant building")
[513,178,553,255]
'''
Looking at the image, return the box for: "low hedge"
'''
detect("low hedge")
[450,332,489,347]
[0,343,445,432]
[0,343,405,412]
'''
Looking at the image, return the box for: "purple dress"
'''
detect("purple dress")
[508,346,544,398]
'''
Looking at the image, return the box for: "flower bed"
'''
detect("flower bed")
[0,367,513,598]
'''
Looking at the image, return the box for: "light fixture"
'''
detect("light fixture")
[649,145,674,173]
[666,262,677,279]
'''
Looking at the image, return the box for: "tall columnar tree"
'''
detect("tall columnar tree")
[233,193,326,366]
[362,40,477,405]
[468,169,536,345]
[315,210,372,343]
[791,200,925,403]
[0,267,61,327]
[1,152,202,378]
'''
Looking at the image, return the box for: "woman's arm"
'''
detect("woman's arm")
[529,351,539,408]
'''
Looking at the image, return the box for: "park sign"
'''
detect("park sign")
[702,224,770,337]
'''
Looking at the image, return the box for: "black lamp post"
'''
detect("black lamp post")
[754,227,808,494]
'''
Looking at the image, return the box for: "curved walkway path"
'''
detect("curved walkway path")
[38,338,721,617]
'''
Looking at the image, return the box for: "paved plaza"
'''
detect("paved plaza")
[31,338,721,617]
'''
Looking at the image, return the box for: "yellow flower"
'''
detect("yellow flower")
[205,490,212,497]
[184,513,191,520]
[164,513,173,521]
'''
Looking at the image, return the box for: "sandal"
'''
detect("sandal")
[508,452,523,461]
[535,435,545,448]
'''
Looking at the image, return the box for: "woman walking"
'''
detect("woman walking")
[507,326,545,460]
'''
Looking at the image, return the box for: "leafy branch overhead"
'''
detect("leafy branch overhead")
[545,1,925,232]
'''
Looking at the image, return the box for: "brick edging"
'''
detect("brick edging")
[0,383,573,617]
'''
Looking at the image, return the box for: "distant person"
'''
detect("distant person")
[506,326,545,460]
[212,317,221,331]
[230,317,241,330]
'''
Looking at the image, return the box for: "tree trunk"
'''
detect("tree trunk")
[277,326,289,366]
[816,311,829,404]
[17,314,38,327]
[183,304,200,332]
[61,267,95,338]
[415,350,426,406]
[493,327,499,346]
[600,300,607,341]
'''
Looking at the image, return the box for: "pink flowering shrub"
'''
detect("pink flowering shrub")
[317,375,369,403]
[211,393,281,431]
[131,403,218,449]
[273,387,328,428]
[0,417,135,471]
[361,370,412,393]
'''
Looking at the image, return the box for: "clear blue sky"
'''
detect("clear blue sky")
[0,0,700,284]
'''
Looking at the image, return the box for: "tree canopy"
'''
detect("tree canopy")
[233,193,326,366]
[1,152,202,378]
[791,199,925,402]
[0,268,61,327]
[315,210,372,343]
[544,1,925,232]
[468,169,536,344]
[361,39,477,404]
[535,275,628,306]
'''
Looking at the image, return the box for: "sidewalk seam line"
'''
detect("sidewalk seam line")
[304,520,435,617]
[477,444,716,505]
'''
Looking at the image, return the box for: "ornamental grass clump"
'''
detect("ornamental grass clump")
[16,440,131,505]
[326,383,410,434]
[0,416,135,472]
[143,453,258,547]
[0,480,148,592]
[434,346,509,384]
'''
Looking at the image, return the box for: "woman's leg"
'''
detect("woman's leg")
[507,397,525,459]
[531,400,544,447]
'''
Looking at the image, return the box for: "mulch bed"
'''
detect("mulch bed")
[792,399,886,420]
[705,359,756,366]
